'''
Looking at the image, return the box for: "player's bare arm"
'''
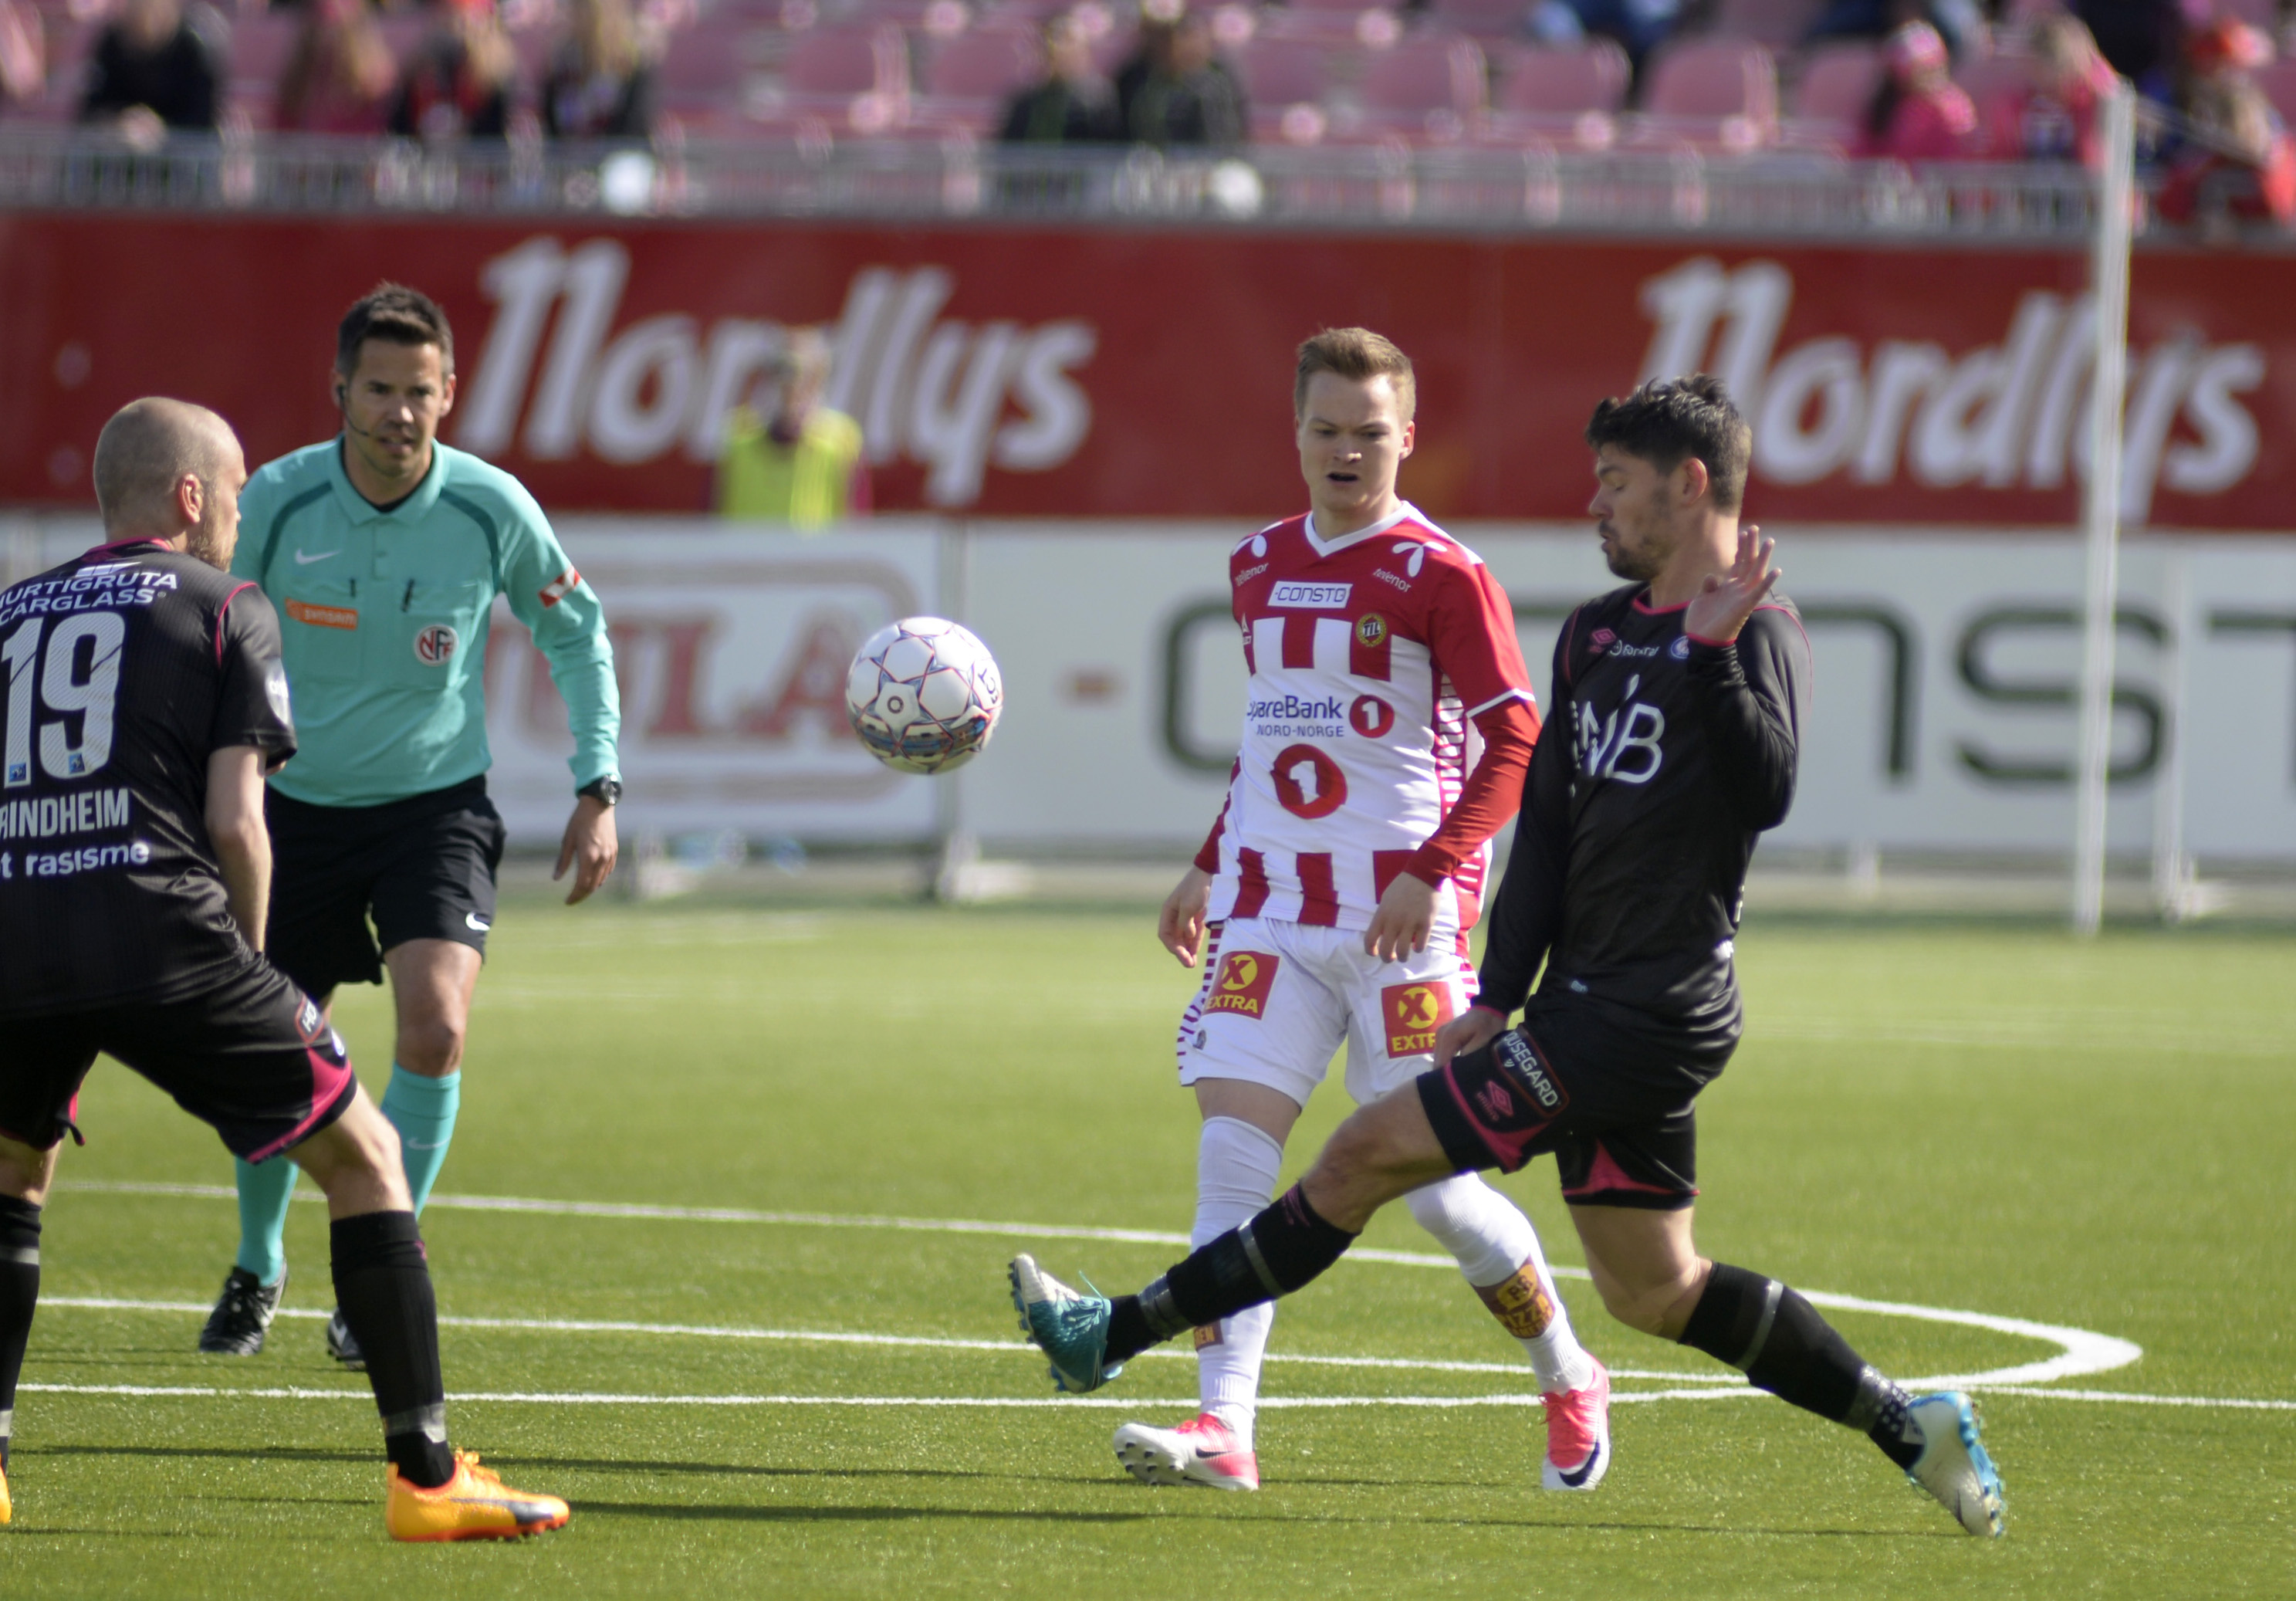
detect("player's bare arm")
[1158,864,1212,966]
[206,746,273,952]
[555,794,619,904]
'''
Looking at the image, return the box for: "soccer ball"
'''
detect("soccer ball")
[844,617,1003,774]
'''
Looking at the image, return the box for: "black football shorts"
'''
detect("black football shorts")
[1417,992,1736,1211]
[264,777,507,997]
[0,958,357,1161]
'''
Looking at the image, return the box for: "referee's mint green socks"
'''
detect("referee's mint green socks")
[380,1066,461,1214]
[232,1066,461,1286]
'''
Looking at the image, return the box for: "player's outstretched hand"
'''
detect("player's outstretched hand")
[1159,865,1213,966]
[1432,1005,1507,1068]
[556,796,619,905]
[1682,524,1780,647]
[1363,872,1438,963]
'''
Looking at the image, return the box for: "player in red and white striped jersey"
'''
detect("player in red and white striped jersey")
[1111,330,1610,1498]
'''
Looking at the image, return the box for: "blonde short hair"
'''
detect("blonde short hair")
[1294,327,1415,422]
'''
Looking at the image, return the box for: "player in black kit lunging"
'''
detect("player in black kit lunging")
[0,398,565,1540]
[1009,376,2005,1537]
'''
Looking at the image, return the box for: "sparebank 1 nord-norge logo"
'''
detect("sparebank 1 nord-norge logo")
[456,238,1097,508]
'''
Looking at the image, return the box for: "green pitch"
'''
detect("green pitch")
[2,896,2292,1598]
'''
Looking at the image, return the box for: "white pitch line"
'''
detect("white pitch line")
[35,1297,1734,1383]
[56,1181,2143,1386]
[18,1382,2294,1412]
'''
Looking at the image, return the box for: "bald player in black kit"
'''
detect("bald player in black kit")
[0,398,566,1541]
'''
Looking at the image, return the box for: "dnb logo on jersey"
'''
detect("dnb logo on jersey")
[1381,980,1455,1057]
[413,624,459,665]
[1204,950,1279,1019]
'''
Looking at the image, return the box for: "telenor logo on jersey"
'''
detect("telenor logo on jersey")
[413,624,459,665]
[539,568,582,608]
[1269,581,1352,609]
[1204,950,1279,1019]
[1381,981,1454,1056]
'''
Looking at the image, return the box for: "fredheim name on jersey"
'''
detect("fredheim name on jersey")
[1205,503,1534,937]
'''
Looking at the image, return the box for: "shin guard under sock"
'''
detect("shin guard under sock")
[1678,1262,1923,1469]
[1108,1185,1359,1366]
[0,1197,39,1472]
[1404,1173,1594,1394]
[232,1155,297,1286]
[330,1212,455,1488]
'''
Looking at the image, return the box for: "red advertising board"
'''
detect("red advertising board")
[0,212,2288,528]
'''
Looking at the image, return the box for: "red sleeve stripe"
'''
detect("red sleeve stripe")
[539,568,582,608]
[215,581,259,665]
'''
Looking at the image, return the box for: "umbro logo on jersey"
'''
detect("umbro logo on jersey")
[292,548,340,565]
[1268,581,1351,608]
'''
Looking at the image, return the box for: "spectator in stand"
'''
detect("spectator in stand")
[1115,5,1245,148]
[79,0,220,140]
[542,0,656,140]
[390,0,517,142]
[1561,0,1679,75]
[716,330,871,527]
[276,0,399,136]
[1804,0,1984,60]
[0,0,44,111]
[1001,13,1121,144]
[1855,19,1976,161]
[2157,19,2296,232]
[1982,11,2118,167]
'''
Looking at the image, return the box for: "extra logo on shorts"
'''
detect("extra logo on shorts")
[413,623,458,665]
[1203,950,1279,1020]
[1493,1030,1567,1116]
[1381,980,1454,1058]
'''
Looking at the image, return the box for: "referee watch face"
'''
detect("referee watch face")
[580,778,623,807]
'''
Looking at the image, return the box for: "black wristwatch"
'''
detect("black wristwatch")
[577,777,623,807]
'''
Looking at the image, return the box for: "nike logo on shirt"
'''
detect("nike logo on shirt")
[465,912,492,932]
[294,549,341,565]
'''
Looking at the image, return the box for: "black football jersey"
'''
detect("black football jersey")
[1473,584,1811,1045]
[0,537,297,1014]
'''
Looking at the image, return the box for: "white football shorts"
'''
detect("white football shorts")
[1175,915,1476,1110]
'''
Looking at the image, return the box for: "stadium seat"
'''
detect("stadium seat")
[1361,33,1486,137]
[783,24,907,98]
[225,10,299,96]
[1709,0,1822,47]
[911,24,1039,131]
[2257,59,2296,129]
[1631,38,1777,151]
[658,20,759,124]
[1425,0,1529,43]
[1788,39,1880,144]
[1493,38,1628,114]
[1235,33,1328,127]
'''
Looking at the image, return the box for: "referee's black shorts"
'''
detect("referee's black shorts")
[1417,992,1736,1212]
[264,777,508,998]
[0,959,358,1162]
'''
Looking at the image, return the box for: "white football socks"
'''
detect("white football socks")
[1191,1115,1286,1449]
[1404,1173,1596,1395]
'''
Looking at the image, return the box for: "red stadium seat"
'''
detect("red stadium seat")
[1425,0,1529,42]
[1361,35,1486,124]
[1709,0,1821,47]
[2257,59,2296,128]
[783,25,905,97]
[922,25,1039,100]
[1233,34,1327,109]
[226,11,298,93]
[1790,38,1881,142]
[658,21,756,113]
[1493,38,1628,113]
[1632,38,1777,150]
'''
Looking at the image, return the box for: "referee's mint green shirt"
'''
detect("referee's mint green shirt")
[233,438,620,809]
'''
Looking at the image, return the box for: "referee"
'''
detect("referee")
[200,285,622,1364]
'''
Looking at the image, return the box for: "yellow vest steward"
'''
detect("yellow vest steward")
[715,407,865,526]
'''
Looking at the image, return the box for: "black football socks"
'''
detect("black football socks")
[1104,1185,1359,1366]
[0,1197,38,1473]
[1677,1262,1925,1469]
[330,1211,456,1489]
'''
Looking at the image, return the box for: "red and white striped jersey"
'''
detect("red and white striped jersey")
[1200,503,1536,936]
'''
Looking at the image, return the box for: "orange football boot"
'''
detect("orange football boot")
[385,1450,569,1542]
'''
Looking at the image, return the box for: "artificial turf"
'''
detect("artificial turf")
[1,896,2290,1597]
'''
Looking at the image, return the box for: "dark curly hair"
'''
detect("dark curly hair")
[336,283,455,377]
[1584,374,1751,513]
